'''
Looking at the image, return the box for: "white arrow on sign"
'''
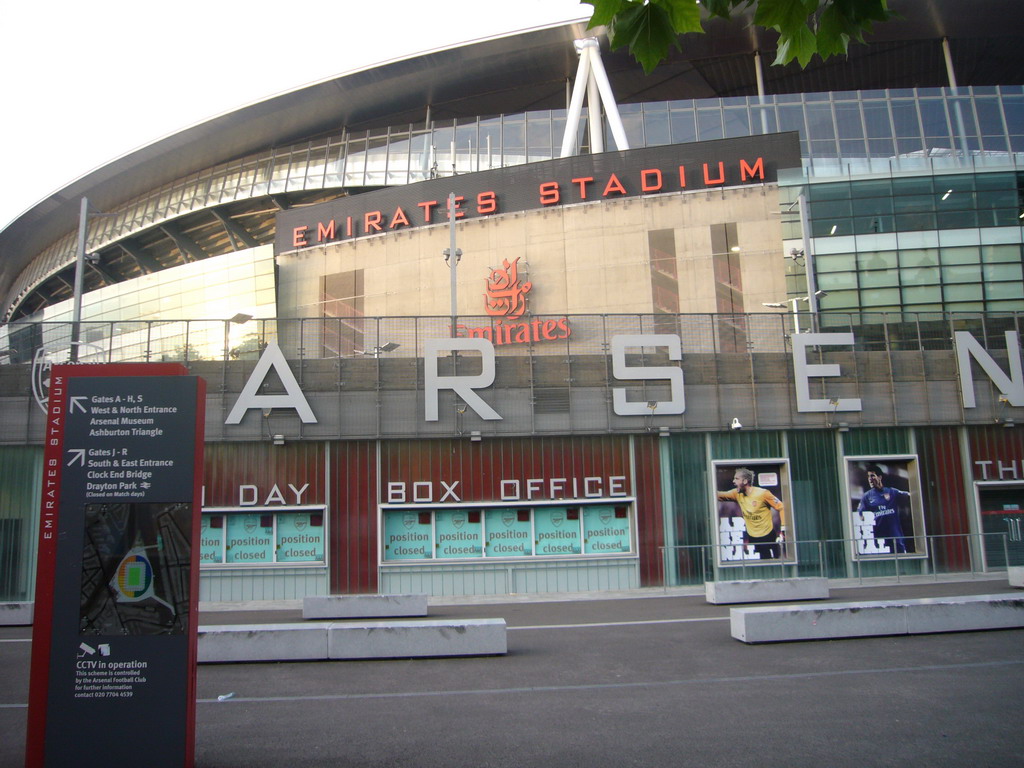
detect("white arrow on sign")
[67,449,85,467]
[69,396,89,413]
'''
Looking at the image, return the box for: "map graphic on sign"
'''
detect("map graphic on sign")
[79,502,192,636]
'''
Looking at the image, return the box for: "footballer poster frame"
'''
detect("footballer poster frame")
[711,459,796,568]
[845,454,927,562]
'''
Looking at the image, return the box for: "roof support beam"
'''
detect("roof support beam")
[118,240,162,274]
[85,257,118,286]
[560,38,629,157]
[212,209,259,250]
[160,222,208,263]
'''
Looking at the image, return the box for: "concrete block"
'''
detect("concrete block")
[328,618,507,659]
[199,622,329,663]
[1009,566,1024,588]
[731,600,907,643]
[904,594,1024,634]
[0,602,33,626]
[303,594,428,620]
[706,577,829,605]
[731,594,1024,643]
[198,618,508,662]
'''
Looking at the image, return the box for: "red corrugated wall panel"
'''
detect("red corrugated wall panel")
[632,435,665,586]
[916,427,970,570]
[329,440,379,594]
[202,442,326,508]
[967,425,1024,481]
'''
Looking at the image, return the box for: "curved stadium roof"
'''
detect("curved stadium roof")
[2,0,1023,321]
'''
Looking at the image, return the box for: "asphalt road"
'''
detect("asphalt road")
[3,580,1022,767]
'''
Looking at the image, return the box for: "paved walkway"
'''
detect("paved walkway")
[3,576,1022,767]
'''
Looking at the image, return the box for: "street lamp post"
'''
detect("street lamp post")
[70,197,90,363]
[762,291,827,335]
[443,193,462,337]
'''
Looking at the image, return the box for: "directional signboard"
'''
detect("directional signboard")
[26,364,205,768]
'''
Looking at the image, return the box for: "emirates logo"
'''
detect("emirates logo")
[484,258,532,321]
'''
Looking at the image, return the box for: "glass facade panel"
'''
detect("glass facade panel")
[861,287,900,307]
[940,247,981,264]
[859,269,899,288]
[831,102,864,139]
[817,272,859,290]
[526,113,553,163]
[983,262,1024,281]
[644,105,671,145]
[723,107,750,138]
[669,108,697,143]
[903,285,941,303]
[982,244,1022,262]
[987,280,1024,300]
[697,108,724,141]
[941,264,983,283]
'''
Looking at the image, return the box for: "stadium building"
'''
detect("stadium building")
[2,0,1024,604]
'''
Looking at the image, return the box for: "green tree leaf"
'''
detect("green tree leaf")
[816,5,851,58]
[754,0,820,34]
[652,0,703,33]
[774,22,818,66]
[608,3,681,74]
[585,0,897,73]
[582,0,629,29]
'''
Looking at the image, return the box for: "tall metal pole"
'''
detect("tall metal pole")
[70,197,89,363]
[943,37,970,163]
[797,192,819,314]
[754,51,770,135]
[447,193,459,337]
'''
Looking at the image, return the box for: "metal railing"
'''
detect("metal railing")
[3,310,1021,365]
[661,531,1020,587]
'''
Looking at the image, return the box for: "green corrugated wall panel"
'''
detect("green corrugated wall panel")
[661,434,710,583]
[0,445,43,601]
[841,428,911,457]
[709,431,784,460]
[665,434,710,544]
[787,431,845,577]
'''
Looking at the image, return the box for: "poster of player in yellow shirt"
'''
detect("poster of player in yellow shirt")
[714,461,794,565]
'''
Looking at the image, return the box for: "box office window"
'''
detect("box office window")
[381,505,634,563]
[200,510,325,566]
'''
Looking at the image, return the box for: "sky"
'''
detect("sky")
[0,0,589,230]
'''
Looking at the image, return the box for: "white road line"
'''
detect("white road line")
[3,658,1019,709]
[189,659,1024,705]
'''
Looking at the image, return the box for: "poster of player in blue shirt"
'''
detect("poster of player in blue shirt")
[847,457,925,559]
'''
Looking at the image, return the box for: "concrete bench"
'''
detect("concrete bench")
[1009,566,1024,588]
[0,602,33,626]
[302,594,428,620]
[199,618,507,663]
[705,577,829,605]
[731,593,1024,644]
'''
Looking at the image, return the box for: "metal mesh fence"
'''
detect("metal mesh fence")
[4,311,1017,365]
[1,311,1019,436]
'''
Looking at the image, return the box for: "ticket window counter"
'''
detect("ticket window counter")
[976,483,1024,570]
[379,503,639,596]
[197,507,328,601]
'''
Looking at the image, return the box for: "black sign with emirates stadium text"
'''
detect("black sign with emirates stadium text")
[275,132,801,253]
